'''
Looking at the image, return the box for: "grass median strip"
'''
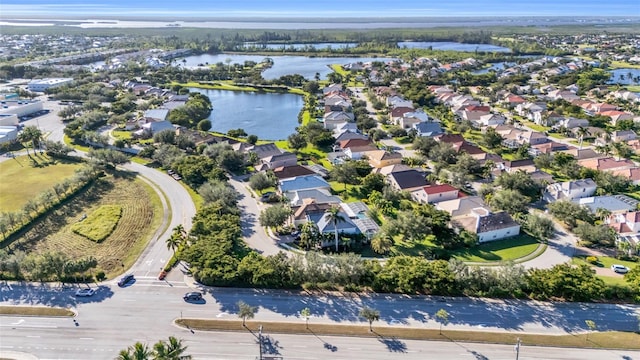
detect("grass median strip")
[0,306,74,317]
[176,319,640,350]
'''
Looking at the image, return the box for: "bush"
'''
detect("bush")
[96,271,106,282]
[586,256,598,264]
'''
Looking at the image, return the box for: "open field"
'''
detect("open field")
[0,155,82,212]
[70,205,122,242]
[6,173,163,279]
[0,306,74,317]
[176,319,640,350]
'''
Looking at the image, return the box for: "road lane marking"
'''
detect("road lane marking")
[26,335,40,338]
[79,337,94,340]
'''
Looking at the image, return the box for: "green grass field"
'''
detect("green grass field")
[572,255,638,286]
[0,155,82,212]
[70,205,122,242]
[451,235,540,262]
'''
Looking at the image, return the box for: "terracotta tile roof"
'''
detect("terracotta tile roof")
[423,184,458,194]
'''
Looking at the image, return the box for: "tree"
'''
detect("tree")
[198,180,239,208]
[300,307,311,329]
[247,135,258,145]
[87,148,130,168]
[361,173,385,193]
[481,127,503,149]
[166,225,186,255]
[495,171,540,200]
[371,231,393,255]
[435,308,449,334]
[43,140,73,157]
[524,214,555,241]
[153,336,191,360]
[489,189,529,215]
[298,221,320,250]
[117,342,151,360]
[259,204,291,229]
[331,161,359,190]
[249,172,274,193]
[237,300,257,327]
[196,119,212,132]
[547,200,594,229]
[18,126,43,156]
[359,307,380,332]
[576,126,590,150]
[287,133,307,151]
[585,320,596,341]
[326,206,346,252]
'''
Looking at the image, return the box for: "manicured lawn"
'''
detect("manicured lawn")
[111,130,132,140]
[451,235,540,263]
[391,236,436,257]
[0,155,82,212]
[0,306,74,317]
[329,181,365,203]
[626,85,640,92]
[572,255,638,285]
[609,61,640,69]
[70,205,122,242]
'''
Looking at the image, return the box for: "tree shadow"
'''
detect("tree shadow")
[468,350,490,360]
[376,335,407,353]
[260,335,282,355]
[307,329,338,352]
[0,282,114,307]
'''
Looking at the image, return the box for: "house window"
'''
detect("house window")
[506,231,510,234]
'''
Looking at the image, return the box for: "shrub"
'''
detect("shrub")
[95,271,106,282]
[586,256,598,264]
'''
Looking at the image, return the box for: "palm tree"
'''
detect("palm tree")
[17,126,43,156]
[299,221,319,250]
[595,144,612,156]
[117,342,151,360]
[371,231,393,255]
[153,336,191,360]
[325,206,346,252]
[595,207,612,222]
[576,126,590,150]
[359,307,380,332]
[166,225,186,254]
[237,300,257,327]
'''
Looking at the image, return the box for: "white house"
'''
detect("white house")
[544,179,597,202]
[454,209,521,243]
[411,184,459,204]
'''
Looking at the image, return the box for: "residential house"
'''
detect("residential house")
[344,145,379,160]
[612,167,640,185]
[413,121,444,137]
[516,102,546,120]
[502,129,548,148]
[607,212,640,254]
[574,195,639,214]
[386,95,414,109]
[501,159,537,173]
[366,150,403,168]
[286,188,341,207]
[554,117,589,130]
[399,110,431,129]
[134,118,175,137]
[386,169,429,192]
[436,196,488,218]
[534,111,564,126]
[337,138,373,150]
[322,84,343,95]
[258,151,298,170]
[460,106,491,122]
[390,106,415,125]
[279,175,331,194]
[411,184,460,204]
[611,130,637,143]
[529,170,555,185]
[529,141,569,156]
[373,164,413,176]
[272,165,316,180]
[291,199,334,226]
[324,111,355,130]
[600,110,634,125]
[578,157,636,173]
[453,209,521,243]
[316,209,361,248]
[475,114,506,127]
[543,179,597,202]
[561,148,601,160]
[340,202,380,240]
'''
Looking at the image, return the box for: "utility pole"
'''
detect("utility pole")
[258,325,263,360]
[515,337,521,360]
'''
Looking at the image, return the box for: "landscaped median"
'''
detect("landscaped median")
[0,305,75,317]
[175,319,640,350]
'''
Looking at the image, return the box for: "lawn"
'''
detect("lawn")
[0,306,74,317]
[111,130,132,140]
[8,174,164,279]
[391,236,436,257]
[572,255,638,286]
[450,235,540,263]
[0,155,82,212]
[625,85,640,92]
[70,205,122,242]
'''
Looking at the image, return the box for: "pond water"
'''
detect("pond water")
[189,88,303,140]
[179,54,393,79]
[608,68,640,85]
[242,42,358,50]
[397,41,511,53]
[472,62,516,74]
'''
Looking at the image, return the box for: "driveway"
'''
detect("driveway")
[228,176,288,256]
[521,210,576,269]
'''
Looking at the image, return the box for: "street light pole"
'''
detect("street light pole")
[515,337,521,360]
[258,325,263,360]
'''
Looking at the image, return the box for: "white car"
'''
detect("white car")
[75,288,95,297]
[610,264,630,274]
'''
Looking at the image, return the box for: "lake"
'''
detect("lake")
[179,54,393,79]
[189,88,303,140]
[609,68,640,85]
[397,41,511,53]
[242,42,358,50]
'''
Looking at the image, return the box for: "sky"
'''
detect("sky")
[1,0,639,18]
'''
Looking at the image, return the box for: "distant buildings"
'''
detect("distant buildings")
[27,78,74,92]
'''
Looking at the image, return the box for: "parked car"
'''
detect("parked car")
[610,264,630,274]
[183,292,203,301]
[118,273,135,287]
[75,288,95,297]
[158,270,168,280]
[260,192,275,202]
